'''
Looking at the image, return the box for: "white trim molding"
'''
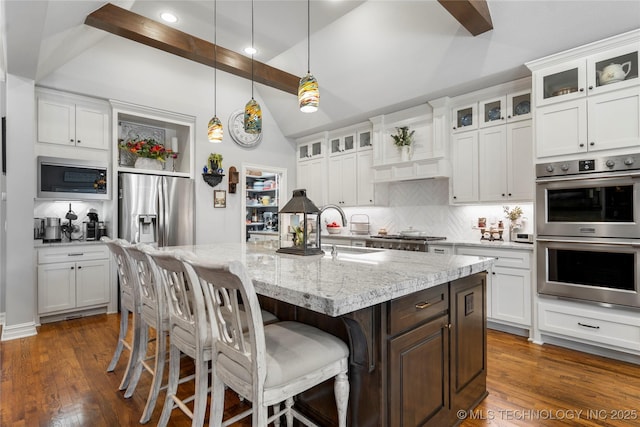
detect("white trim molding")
[1,321,37,341]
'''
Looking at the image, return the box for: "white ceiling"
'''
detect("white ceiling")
[2,1,640,137]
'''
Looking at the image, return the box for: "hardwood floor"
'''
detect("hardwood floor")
[1,314,638,426]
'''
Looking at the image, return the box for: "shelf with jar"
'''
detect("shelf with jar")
[246,173,279,232]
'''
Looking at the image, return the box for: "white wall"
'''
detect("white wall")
[37,35,297,244]
[1,74,37,340]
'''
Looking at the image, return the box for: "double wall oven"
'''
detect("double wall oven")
[536,154,640,308]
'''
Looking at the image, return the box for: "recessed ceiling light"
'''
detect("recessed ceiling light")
[160,12,178,23]
[244,46,257,55]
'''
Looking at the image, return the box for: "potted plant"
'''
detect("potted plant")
[118,137,178,170]
[504,205,524,240]
[391,126,415,161]
[208,153,223,172]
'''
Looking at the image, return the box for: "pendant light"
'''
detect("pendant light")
[207,0,223,143]
[298,0,319,113]
[244,0,262,134]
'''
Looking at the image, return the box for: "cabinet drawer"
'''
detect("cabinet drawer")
[538,299,640,352]
[388,285,448,336]
[38,244,109,264]
[429,245,453,255]
[456,246,530,269]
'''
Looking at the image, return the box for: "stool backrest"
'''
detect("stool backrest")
[185,258,266,385]
[102,237,136,303]
[144,248,209,353]
[125,243,167,328]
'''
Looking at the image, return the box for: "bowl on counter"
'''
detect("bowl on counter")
[326,226,342,235]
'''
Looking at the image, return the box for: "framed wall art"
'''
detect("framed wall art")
[213,190,226,208]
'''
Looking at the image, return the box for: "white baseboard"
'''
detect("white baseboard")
[1,321,37,341]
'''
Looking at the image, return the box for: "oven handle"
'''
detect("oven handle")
[536,171,640,183]
[537,237,640,247]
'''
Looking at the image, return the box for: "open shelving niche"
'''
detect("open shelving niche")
[241,165,287,243]
[110,100,195,179]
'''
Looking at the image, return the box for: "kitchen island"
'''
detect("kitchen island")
[173,241,495,426]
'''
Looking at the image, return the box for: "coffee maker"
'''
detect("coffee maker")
[83,209,100,241]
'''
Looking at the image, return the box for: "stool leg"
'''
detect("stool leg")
[124,323,149,398]
[334,372,349,427]
[118,310,141,391]
[208,368,226,427]
[107,309,129,372]
[191,356,209,427]
[158,344,181,427]
[140,328,168,424]
[285,398,294,427]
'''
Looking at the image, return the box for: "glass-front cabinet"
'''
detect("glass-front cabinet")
[298,139,324,160]
[506,90,532,122]
[452,103,478,133]
[479,96,506,128]
[329,133,356,156]
[535,44,639,107]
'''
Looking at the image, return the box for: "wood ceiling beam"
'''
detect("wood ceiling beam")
[84,3,300,95]
[437,0,493,36]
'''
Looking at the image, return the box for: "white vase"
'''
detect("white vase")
[134,157,163,171]
[400,145,411,162]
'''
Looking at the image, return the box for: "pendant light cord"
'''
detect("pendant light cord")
[307,0,310,74]
[251,0,255,99]
[213,0,217,115]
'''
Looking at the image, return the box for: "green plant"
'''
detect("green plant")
[391,126,415,147]
[208,153,223,170]
[118,137,178,161]
[503,205,523,222]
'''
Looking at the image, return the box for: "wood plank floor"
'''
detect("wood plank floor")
[1,314,638,426]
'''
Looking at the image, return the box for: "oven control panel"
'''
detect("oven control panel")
[536,154,639,178]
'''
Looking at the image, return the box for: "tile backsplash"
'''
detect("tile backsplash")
[338,179,534,241]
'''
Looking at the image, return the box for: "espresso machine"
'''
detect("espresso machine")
[83,208,101,240]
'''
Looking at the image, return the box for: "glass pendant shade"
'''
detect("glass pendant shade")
[207,116,223,143]
[298,72,319,113]
[244,98,262,134]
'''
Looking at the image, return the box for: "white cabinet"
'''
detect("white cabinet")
[37,89,110,150]
[527,30,640,159]
[450,80,533,205]
[328,153,357,206]
[356,149,375,206]
[296,133,327,206]
[454,120,533,203]
[329,133,356,156]
[37,245,110,316]
[451,131,478,203]
[538,297,640,354]
[455,246,532,330]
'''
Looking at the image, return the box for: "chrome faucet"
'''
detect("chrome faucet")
[320,204,348,227]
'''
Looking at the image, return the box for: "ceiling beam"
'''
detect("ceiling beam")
[437,0,493,36]
[84,3,300,95]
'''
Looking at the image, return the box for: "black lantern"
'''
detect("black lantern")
[277,189,323,256]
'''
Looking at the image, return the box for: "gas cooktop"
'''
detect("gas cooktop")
[369,235,447,242]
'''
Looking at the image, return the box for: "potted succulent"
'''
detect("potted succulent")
[391,126,415,161]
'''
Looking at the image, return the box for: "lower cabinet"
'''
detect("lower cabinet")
[456,245,532,330]
[37,245,110,316]
[387,274,487,427]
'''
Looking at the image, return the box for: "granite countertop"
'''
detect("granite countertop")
[34,239,105,248]
[169,241,495,317]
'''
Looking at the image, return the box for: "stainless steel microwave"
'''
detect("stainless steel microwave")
[37,156,109,200]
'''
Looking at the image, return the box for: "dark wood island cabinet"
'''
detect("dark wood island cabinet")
[260,272,487,427]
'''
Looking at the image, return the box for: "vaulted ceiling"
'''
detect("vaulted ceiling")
[3,1,640,137]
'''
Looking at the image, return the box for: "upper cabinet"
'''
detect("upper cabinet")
[527,29,640,159]
[449,78,534,204]
[296,132,327,207]
[111,100,195,178]
[36,88,110,159]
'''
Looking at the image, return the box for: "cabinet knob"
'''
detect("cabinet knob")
[507,115,511,119]
[452,126,457,130]
[77,140,81,144]
[453,196,457,199]
[77,266,82,269]
[501,193,505,197]
[579,143,585,147]
[71,266,75,270]
[508,193,512,196]
[415,301,431,309]
[579,88,584,92]
[589,142,595,146]
[70,139,74,142]
[588,86,593,90]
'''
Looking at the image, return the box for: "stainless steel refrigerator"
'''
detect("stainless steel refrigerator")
[118,172,194,247]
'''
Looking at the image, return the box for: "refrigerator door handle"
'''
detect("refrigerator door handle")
[158,177,166,247]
